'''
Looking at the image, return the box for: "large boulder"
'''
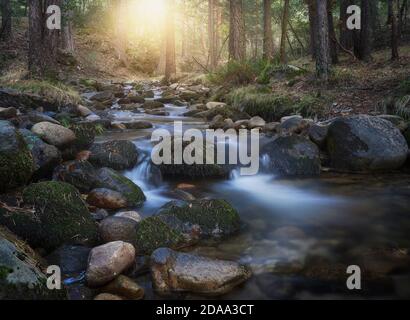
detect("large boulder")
[135,199,240,254]
[0,227,66,300]
[46,245,91,275]
[94,168,146,207]
[261,136,321,177]
[89,140,139,170]
[151,248,251,296]
[86,241,135,288]
[0,121,35,192]
[20,129,62,180]
[326,115,409,171]
[0,182,99,250]
[31,122,76,148]
[0,107,17,120]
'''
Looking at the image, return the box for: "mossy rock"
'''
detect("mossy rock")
[95,168,146,207]
[0,182,99,251]
[0,120,35,192]
[159,199,241,237]
[135,199,240,254]
[89,140,139,170]
[134,216,186,255]
[0,227,67,300]
[197,105,250,122]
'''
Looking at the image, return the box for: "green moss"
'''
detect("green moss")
[135,216,185,255]
[0,280,67,300]
[160,199,241,237]
[79,78,98,89]
[4,80,80,106]
[14,181,99,250]
[0,266,12,280]
[208,61,256,86]
[0,121,35,192]
[398,77,410,95]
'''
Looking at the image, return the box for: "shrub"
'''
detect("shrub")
[208,61,257,86]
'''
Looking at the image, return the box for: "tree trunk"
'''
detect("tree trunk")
[115,0,128,67]
[263,0,274,61]
[165,0,176,82]
[0,0,12,41]
[339,0,353,49]
[280,0,290,64]
[307,0,318,59]
[229,0,246,61]
[357,0,372,61]
[28,0,62,77]
[327,0,338,64]
[315,0,330,81]
[208,0,218,70]
[391,0,400,60]
[61,1,75,53]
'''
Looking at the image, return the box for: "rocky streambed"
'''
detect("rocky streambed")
[1,80,410,300]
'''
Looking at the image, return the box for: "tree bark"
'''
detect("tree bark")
[165,0,176,82]
[357,0,372,61]
[229,0,246,61]
[0,0,12,41]
[307,0,318,59]
[339,0,353,50]
[391,0,400,60]
[327,0,338,64]
[315,0,330,81]
[263,0,274,61]
[61,0,75,53]
[280,0,290,64]
[208,0,218,70]
[28,0,62,77]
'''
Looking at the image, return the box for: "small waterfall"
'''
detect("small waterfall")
[125,155,162,191]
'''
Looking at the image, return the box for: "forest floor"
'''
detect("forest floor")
[1,20,409,120]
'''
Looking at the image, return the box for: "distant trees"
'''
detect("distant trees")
[0,0,12,41]
[391,0,400,60]
[314,0,330,81]
[208,0,218,70]
[229,0,246,61]
[280,0,290,63]
[165,0,176,82]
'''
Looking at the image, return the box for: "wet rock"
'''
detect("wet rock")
[0,120,34,192]
[262,136,321,177]
[326,115,409,171]
[118,95,145,104]
[223,118,235,130]
[87,188,128,210]
[99,217,138,244]
[0,107,17,119]
[86,114,101,122]
[281,115,303,123]
[248,116,266,129]
[135,199,240,254]
[89,140,139,170]
[100,275,144,300]
[28,111,60,125]
[279,116,307,134]
[111,123,127,130]
[263,122,280,133]
[0,227,64,300]
[95,168,146,207]
[123,121,153,130]
[115,211,142,223]
[88,91,113,102]
[91,209,109,222]
[156,95,177,104]
[142,101,164,109]
[206,102,227,110]
[94,293,123,300]
[0,182,99,250]
[180,90,200,101]
[20,129,62,179]
[151,248,251,296]
[31,122,76,148]
[86,241,135,288]
[145,109,169,116]
[46,245,91,274]
[209,115,225,129]
[308,124,329,148]
[199,105,250,122]
[53,160,99,193]
[76,105,93,117]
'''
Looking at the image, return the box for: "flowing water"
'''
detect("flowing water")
[95,87,410,300]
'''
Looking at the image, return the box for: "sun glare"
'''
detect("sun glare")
[126,0,167,37]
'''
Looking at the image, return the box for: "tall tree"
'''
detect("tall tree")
[263,0,274,61]
[28,0,62,77]
[165,0,177,82]
[327,0,338,64]
[61,0,75,53]
[315,0,330,81]
[391,0,400,60]
[280,0,290,64]
[307,0,318,59]
[208,0,218,70]
[229,0,246,61]
[114,0,129,67]
[357,0,372,61]
[0,0,12,41]
[339,0,353,50]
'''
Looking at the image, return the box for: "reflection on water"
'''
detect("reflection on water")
[97,89,410,300]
